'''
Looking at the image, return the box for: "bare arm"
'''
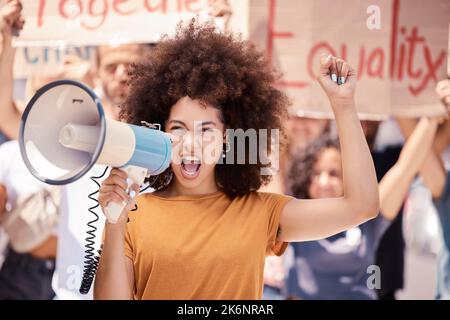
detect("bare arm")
[94,169,139,300]
[0,1,22,140]
[279,55,379,242]
[379,117,440,220]
[396,118,449,199]
[94,222,134,300]
[433,79,450,155]
[0,35,20,140]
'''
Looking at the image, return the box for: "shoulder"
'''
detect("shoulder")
[133,192,158,209]
[236,191,294,208]
[252,191,293,202]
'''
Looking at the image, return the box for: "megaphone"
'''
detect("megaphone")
[19,79,172,223]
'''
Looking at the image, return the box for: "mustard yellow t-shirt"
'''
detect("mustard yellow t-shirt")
[124,190,293,300]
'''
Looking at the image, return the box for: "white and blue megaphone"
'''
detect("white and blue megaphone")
[19,80,172,223]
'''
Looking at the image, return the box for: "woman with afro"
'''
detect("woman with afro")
[94,20,379,300]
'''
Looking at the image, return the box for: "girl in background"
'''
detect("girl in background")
[285,113,444,299]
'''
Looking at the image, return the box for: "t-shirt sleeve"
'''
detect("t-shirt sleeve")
[261,192,294,257]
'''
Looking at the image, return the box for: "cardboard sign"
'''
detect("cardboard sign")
[249,0,450,119]
[6,0,449,118]
[448,23,450,77]
[13,45,96,79]
[11,0,249,46]
[8,0,248,78]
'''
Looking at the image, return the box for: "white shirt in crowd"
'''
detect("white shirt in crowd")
[0,141,49,266]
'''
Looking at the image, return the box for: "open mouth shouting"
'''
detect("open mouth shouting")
[180,156,202,179]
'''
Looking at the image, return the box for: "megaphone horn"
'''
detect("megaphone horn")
[19,79,172,223]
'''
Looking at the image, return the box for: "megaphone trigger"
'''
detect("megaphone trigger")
[104,165,148,224]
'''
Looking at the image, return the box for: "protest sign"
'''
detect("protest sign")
[250,0,450,119]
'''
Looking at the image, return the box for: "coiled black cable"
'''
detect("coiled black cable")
[79,166,109,294]
[79,168,158,294]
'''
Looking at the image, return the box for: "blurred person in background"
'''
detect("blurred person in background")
[361,119,406,300]
[94,44,152,120]
[287,116,331,157]
[0,0,23,143]
[0,0,20,266]
[0,0,104,299]
[0,0,59,300]
[261,113,330,299]
[284,112,444,299]
[397,79,450,299]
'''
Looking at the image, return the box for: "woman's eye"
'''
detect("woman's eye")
[202,127,213,133]
[329,170,340,177]
[170,127,186,135]
[104,64,117,73]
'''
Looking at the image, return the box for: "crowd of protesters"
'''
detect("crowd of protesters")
[0,0,449,300]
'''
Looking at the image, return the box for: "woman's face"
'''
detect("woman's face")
[308,147,343,199]
[166,96,225,192]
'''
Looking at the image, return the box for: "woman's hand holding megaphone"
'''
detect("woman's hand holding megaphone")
[99,168,140,226]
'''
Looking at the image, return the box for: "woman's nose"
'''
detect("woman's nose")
[115,64,128,81]
[318,172,330,186]
[181,132,202,153]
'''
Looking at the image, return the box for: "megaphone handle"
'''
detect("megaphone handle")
[104,165,148,224]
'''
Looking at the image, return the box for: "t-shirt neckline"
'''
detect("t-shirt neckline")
[147,190,224,201]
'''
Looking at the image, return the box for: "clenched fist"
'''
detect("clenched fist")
[317,54,357,104]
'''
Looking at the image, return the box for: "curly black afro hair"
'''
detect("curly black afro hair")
[121,19,290,198]
[288,135,340,199]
